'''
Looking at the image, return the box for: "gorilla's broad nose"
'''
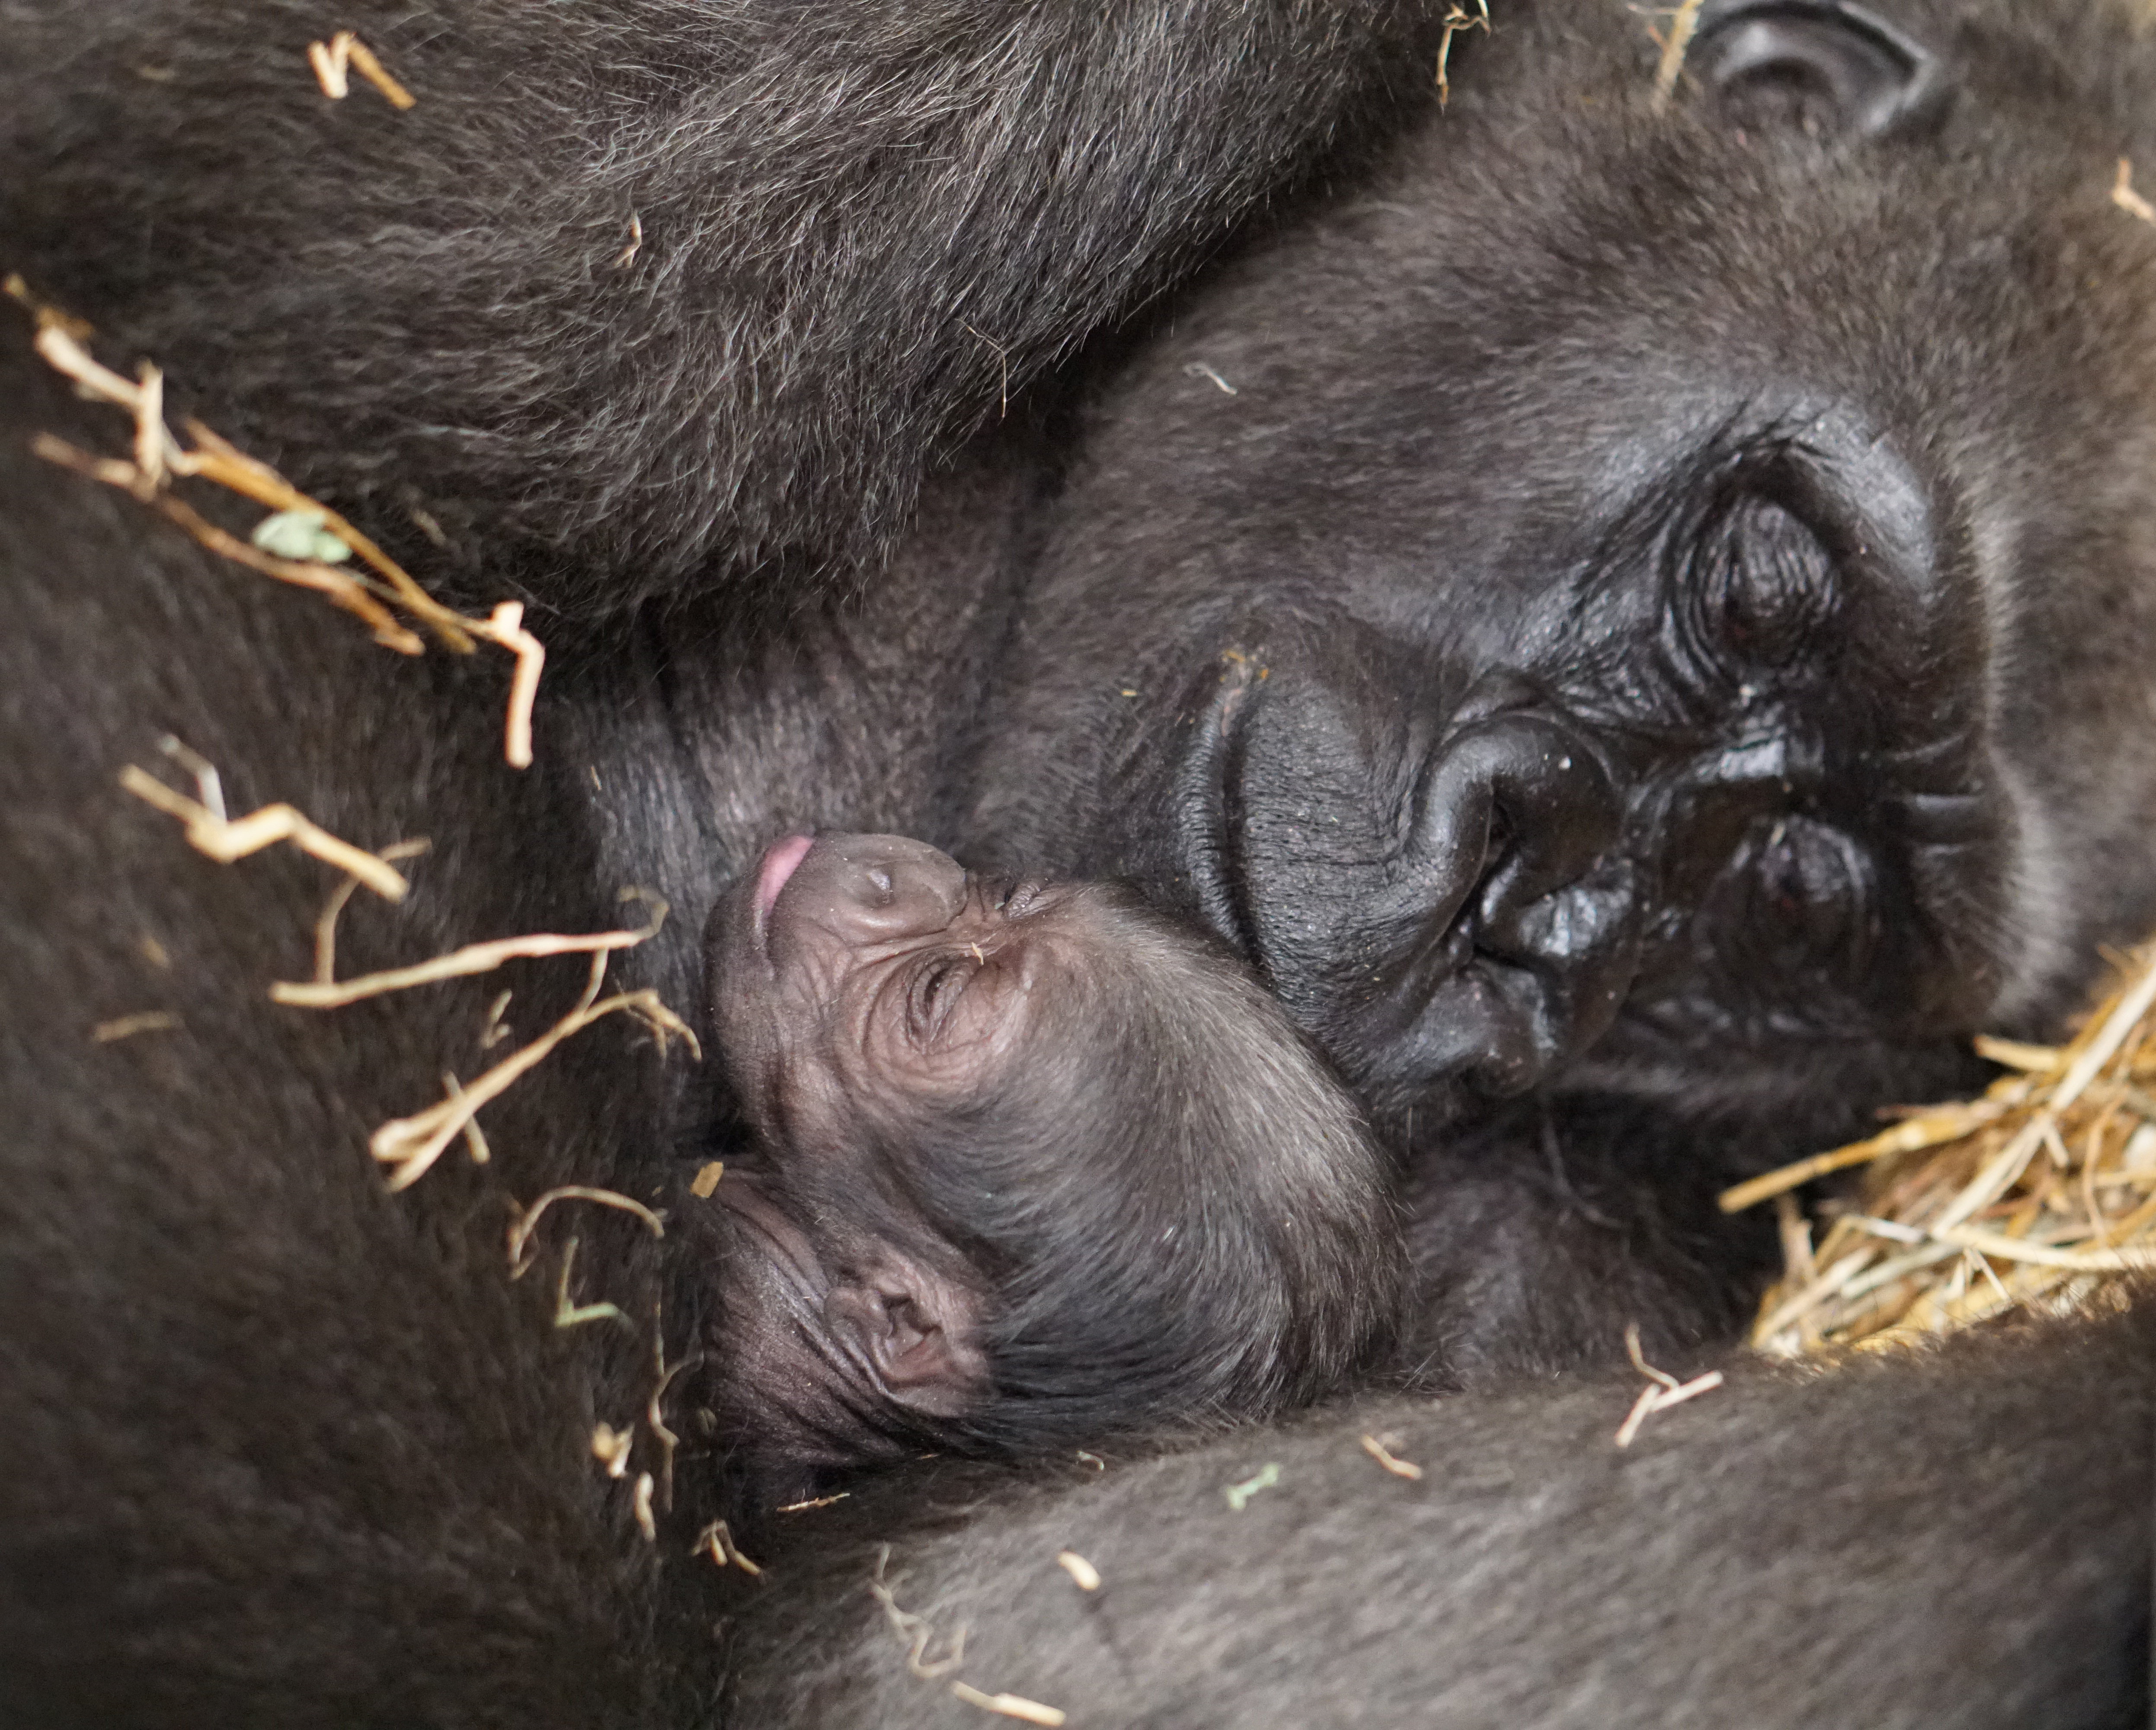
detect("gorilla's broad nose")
[1342,707,1640,1105]
[1216,657,1641,1118]
[790,833,969,942]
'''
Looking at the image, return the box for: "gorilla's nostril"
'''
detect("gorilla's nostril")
[1213,647,1642,1117]
[1409,714,1625,939]
[1346,710,1641,1107]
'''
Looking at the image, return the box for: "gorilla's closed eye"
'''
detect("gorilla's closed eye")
[1688,490,1840,672]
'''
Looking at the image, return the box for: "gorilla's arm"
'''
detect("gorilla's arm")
[0,332,717,1725]
[724,1301,2156,1730]
[1,0,1447,614]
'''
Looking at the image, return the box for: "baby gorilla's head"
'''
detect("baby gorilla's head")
[692,833,1399,1482]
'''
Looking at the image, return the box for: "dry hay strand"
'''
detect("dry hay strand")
[1645,0,1706,110]
[869,1549,968,1680]
[1359,1432,1425,1480]
[950,1683,1065,1727]
[298,837,434,989]
[122,746,411,901]
[90,1010,181,1043]
[2117,157,2156,224]
[591,1421,635,1478]
[273,885,664,1008]
[307,29,416,109]
[9,282,547,767]
[475,601,546,769]
[551,1235,629,1330]
[1611,1321,1723,1446]
[376,951,699,1192]
[1435,1,1490,108]
[776,1492,851,1513]
[506,1181,667,1274]
[693,1518,764,1577]
[1727,940,2156,1358]
[646,1335,688,1508]
[1053,1550,1101,1591]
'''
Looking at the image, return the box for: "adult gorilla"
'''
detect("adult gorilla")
[3,6,2156,1730]
[954,0,2156,1374]
[723,1,2156,1724]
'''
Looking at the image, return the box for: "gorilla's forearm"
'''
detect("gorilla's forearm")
[0,0,1444,615]
[0,333,714,1728]
[724,1301,2156,1730]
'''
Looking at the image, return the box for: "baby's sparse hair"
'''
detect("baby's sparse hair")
[919,884,1398,1445]
[694,867,1400,1484]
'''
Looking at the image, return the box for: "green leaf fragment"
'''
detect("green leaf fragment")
[250,507,353,563]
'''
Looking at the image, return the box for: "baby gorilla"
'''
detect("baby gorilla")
[690,833,1399,1488]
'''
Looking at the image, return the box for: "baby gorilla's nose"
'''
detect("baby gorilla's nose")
[791,833,969,941]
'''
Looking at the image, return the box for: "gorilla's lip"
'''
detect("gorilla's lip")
[1174,647,1269,967]
[756,834,817,917]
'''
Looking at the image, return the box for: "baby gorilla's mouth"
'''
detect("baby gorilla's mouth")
[756,833,817,916]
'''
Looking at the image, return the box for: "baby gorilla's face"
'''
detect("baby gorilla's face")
[711,831,1072,1120]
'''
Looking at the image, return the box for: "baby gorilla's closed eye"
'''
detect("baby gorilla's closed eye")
[906,955,975,1042]
[688,832,1401,1497]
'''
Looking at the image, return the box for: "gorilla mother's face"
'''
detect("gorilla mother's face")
[963,0,2156,1168]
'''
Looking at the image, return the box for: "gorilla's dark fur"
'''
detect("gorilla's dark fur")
[723,1304,2156,1730]
[0,335,711,1724]
[5,0,2156,1726]
[0,0,1447,613]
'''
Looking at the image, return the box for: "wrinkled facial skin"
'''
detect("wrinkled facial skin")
[699,831,1402,1463]
[963,0,2156,1181]
[711,831,1051,1129]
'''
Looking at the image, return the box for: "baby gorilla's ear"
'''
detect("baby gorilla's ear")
[822,1256,988,1419]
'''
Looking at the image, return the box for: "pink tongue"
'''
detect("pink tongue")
[755,834,816,914]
